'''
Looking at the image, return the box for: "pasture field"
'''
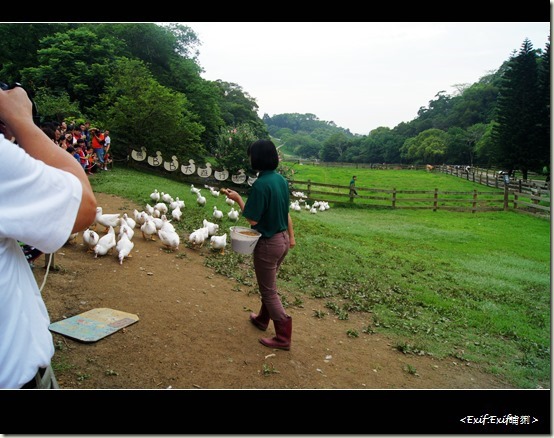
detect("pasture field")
[90,164,551,389]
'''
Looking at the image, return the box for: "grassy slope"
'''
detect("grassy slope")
[89,164,551,389]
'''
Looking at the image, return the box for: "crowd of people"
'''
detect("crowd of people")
[40,120,112,175]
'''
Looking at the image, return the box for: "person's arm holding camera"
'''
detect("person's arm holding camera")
[0,85,97,233]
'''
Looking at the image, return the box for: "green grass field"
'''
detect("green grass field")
[89,163,551,389]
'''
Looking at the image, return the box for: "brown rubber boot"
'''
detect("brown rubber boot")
[259,316,292,350]
[249,304,270,331]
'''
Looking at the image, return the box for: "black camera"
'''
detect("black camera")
[0,81,40,125]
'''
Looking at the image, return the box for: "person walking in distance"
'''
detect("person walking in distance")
[0,84,97,388]
[349,175,359,197]
[224,139,296,350]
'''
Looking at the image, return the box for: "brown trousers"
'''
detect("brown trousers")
[253,231,289,322]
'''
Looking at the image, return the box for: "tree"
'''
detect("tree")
[21,27,121,113]
[33,89,82,124]
[320,132,350,162]
[536,39,551,176]
[213,80,268,139]
[492,38,545,179]
[98,58,205,161]
[400,129,448,164]
[0,23,70,84]
[212,123,257,174]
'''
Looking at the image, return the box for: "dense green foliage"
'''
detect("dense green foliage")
[90,165,551,389]
[0,23,549,176]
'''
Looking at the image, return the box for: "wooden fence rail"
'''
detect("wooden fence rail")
[289,179,550,217]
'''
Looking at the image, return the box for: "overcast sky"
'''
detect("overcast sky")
[179,22,550,135]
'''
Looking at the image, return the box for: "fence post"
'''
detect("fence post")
[472,189,477,213]
[307,179,312,199]
[392,188,396,208]
[433,188,438,211]
[503,185,509,211]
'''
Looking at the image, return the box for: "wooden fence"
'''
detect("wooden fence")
[289,179,550,217]
[126,157,550,217]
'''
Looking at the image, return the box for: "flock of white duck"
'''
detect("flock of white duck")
[76,186,329,265]
[78,185,242,264]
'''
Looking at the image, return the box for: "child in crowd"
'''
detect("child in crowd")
[85,145,98,175]
[67,145,80,164]
[75,139,87,172]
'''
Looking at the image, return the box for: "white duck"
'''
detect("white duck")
[213,206,223,221]
[141,217,157,241]
[83,228,100,252]
[145,203,155,216]
[209,186,220,197]
[133,209,144,225]
[154,202,168,215]
[210,233,227,255]
[122,213,136,230]
[189,227,209,247]
[171,206,182,222]
[116,229,135,265]
[227,207,240,222]
[135,211,149,227]
[161,192,173,204]
[150,189,160,203]
[225,196,235,207]
[202,219,219,236]
[158,228,180,251]
[94,226,116,258]
[95,207,121,233]
[196,192,206,207]
[160,215,175,233]
[170,197,185,210]
[118,218,135,240]
[66,232,79,245]
[190,184,201,195]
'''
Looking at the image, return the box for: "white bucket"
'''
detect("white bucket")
[229,226,262,255]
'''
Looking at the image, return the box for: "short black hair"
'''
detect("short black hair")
[248,139,279,171]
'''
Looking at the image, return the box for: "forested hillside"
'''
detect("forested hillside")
[0,23,549,178]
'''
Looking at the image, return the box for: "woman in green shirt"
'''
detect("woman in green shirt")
[224,140,296,350]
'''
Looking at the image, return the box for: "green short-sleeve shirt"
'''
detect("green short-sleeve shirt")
[242,170,289,238]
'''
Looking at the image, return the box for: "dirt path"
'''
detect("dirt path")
[34,192,513,390]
